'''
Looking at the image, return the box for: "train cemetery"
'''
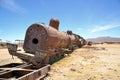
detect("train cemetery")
[0,43,120,80]
[0,19,120,80]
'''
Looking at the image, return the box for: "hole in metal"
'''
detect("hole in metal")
[32,38,38,44]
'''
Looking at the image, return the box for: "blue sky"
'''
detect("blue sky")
[0,0,120,42]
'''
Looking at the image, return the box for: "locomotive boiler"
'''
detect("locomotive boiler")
[7,18,86,67]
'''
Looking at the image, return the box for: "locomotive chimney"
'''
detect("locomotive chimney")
[49,18,59,30]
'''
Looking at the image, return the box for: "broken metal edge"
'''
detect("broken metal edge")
[0,63,50,80]
[18,64,50,80]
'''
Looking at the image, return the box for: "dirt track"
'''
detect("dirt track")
[0,44,120,80]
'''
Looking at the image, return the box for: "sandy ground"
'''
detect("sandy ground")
[0,47,23,65]
[45,44,120,80]
[0,44,120,80]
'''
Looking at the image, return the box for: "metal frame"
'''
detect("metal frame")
[0,63,50,80]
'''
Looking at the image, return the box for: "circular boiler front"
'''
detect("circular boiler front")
[23,23,48,53]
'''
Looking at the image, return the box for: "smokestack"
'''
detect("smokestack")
[49,18,59,30]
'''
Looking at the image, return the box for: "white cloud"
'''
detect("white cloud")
[91,24,120,33]
[0,0,26,13]
[77,27,82,30]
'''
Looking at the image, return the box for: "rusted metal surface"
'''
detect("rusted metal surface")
[49,18,59,30]
[23,19,83,54]
[0,63,50,80]
[23,23,70,54]
[7,43,41,66]
[7,18,86,66]
[23,24,48,53]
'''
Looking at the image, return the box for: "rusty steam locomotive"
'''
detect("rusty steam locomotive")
[7,18,86,67]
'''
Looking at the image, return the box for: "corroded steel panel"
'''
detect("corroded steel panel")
[49,18,59,30]
[23,24,48,53]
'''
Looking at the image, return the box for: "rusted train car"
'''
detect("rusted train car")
[7,18,86,66]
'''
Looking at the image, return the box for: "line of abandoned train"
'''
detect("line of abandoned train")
[7,18,86,67]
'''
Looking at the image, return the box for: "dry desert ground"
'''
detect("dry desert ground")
[0,44,120,80]
[45,44,120,80]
